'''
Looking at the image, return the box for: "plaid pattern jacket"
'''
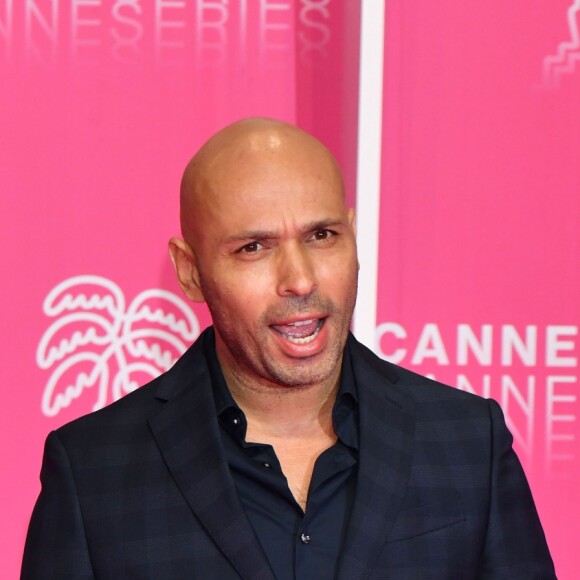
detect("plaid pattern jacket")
[22,328,556,579]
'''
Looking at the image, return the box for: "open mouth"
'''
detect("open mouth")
[271,318,325,345]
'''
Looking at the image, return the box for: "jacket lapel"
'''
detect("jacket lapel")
[148,331,275,580]
[338,337,415,580]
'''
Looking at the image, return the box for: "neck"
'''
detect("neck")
[220,364,341,440]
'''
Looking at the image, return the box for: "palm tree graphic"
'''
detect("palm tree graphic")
[36,275,200,417]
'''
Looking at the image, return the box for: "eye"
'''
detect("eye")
[237,241,263,253]
[312,229,335,241]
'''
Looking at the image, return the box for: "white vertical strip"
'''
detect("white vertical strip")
[352,0,386,350]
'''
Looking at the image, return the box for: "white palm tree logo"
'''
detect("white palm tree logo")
[36,275,200,417]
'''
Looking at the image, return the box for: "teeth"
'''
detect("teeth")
[287,319,315,327]
[280,320,322,344]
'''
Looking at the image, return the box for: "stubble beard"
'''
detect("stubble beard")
[257,294,353,388]
[203,285,358,391]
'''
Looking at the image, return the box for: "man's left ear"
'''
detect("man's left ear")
[347,208,356,236]
[168,237,206,303]
[347,208,360,270]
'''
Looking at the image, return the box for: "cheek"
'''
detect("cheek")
[320,254,358,293]
[203,260,277,314]
[212,286,264,326]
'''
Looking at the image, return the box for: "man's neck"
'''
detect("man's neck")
[220,365,341,440]
[217,355,343,511]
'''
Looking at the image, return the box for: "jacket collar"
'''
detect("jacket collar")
[148,328,276,580]
[337,335,415,580]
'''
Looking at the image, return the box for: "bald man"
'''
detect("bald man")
[22,119,555,579]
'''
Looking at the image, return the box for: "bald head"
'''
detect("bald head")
[179,117,345,247]
[169,116,357,393]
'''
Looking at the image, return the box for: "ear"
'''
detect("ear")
[347,208,357,237]
[347,208,360,271]
[168,237,206,303]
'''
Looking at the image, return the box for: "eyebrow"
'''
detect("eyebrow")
[223,219,347,244]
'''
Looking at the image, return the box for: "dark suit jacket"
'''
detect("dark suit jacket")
[22,328,556,579]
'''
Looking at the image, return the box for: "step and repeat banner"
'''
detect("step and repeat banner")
[0,1,578,578]
[378,3,579,578]
[0,2,360,578]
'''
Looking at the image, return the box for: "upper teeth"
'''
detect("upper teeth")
[287,319,315,326]
[282,322,322,345]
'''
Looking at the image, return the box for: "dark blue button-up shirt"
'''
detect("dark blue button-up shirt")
[205,340,359,580]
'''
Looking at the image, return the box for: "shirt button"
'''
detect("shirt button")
[300,533,311,544]
[262,462,272,469]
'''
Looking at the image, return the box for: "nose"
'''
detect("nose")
[276,242,318,297]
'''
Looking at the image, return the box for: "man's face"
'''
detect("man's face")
[184,130,358,391]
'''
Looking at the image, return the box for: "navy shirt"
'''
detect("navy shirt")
[205,340,359,580]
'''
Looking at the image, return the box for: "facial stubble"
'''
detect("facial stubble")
[201,278,358,391]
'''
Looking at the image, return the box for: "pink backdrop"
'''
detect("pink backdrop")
[1,1,578,578]
[378,3,580,578]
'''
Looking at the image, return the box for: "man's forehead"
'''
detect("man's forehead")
[193,150,342,209]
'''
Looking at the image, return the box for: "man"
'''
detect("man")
[22,118,556,579]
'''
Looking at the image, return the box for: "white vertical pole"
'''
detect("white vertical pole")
[352,0,386,351]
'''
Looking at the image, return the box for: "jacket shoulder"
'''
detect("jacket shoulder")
[348,333,491,408]
[56,328,212,443]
